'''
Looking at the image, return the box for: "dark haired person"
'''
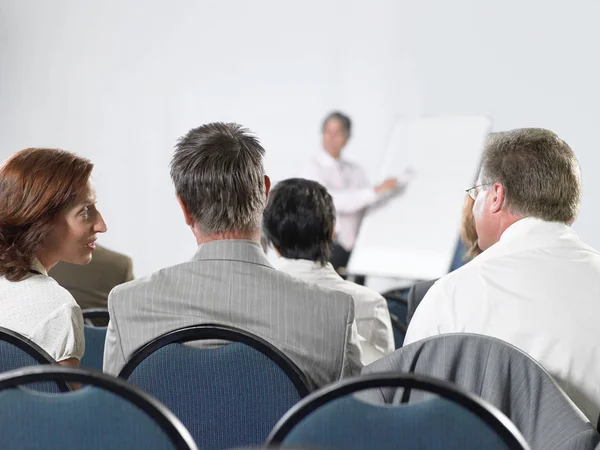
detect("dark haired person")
[301,111,399,271]
[0,148,107,365]
[405,129,600,423]
[264,178,394,364]
[103,123,362,388]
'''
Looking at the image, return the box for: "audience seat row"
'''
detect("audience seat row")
[1,319,598,450]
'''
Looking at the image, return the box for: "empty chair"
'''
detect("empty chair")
[119,324,311,450]
[381,289,409,348]
[362,333,600,450]
[80,309,110,371]
[388,312,407,350]
[0,326,68,392]
[406,278,437,324]
[0,365,197,450]
[266,373,530,450]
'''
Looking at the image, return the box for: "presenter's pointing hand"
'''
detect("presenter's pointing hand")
[375,178,398,194]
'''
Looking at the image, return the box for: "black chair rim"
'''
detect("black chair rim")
[265,372,531,450]
[0,365,198,450]
[381,290,409,305]
[118,324,311,396]
[401,332,600,432]
[389,313,407,336]
[0,326,69,392]
[82,308,110,321]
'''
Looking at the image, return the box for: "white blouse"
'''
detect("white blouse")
[300,152,378,252]
[0,258,85,362]
[276,257,395,365]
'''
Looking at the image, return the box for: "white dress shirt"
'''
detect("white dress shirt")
[0,258,85,362]
[300,152,378,251]
[405,218,600,423]
[276,257,395,365]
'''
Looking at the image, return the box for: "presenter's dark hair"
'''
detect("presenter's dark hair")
[0,148,93,281]
[322,111,352,138]
[263,178,335,266]
[170,122,267,235]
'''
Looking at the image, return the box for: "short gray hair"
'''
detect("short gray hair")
[322,111,352,138]
[480,128,581,224]
[170,122,266,235]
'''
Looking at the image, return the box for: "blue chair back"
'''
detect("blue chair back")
[382,291,409,348]
[120,325,310,450]
[283,396,507,450]
[0,366,197,450]
[388,312,407,349]
[450,238,468,272]
[267,373,531,450]
[81,325,107,371]
[0,327,68,393]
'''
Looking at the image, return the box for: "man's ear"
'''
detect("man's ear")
[264,175,271,201]
[490,182,505,214]
[176,195,194,226]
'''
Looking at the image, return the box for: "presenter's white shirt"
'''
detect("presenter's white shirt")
[0,258,85,362]
[276,258,394,365]
[301,152,378,251]
[405,218,600,423]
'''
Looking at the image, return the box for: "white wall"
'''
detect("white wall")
[1,0,599,276]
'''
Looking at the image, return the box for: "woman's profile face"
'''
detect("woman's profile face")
[41,178,107,266]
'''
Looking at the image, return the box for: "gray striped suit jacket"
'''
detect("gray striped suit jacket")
[103,240,362,388]
[361,334,599,450]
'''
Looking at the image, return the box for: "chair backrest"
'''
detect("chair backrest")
[362,333,600,450]
[82,308,110,326]
[81,308,109,370]
[388,312,407,349]
[381,290,409,324]
[0,326,69,392]
[81,325,107,371]
[119,324,311,450]
[381,291,409,348]
[267,373,531,450]
[449,238,468,272]
[0,365,197,450]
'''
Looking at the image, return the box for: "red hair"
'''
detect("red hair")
[0,148,93,281]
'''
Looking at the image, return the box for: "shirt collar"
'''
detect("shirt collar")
[191,239,272,268]
[316,150,344,168]
[276,257,337,276]
[31,257,48,276]
[499,217,567,245]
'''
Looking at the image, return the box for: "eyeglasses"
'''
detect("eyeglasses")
[465,183,492,200]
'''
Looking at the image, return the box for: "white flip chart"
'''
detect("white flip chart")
[347,116,492,280]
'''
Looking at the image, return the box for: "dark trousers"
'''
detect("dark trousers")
[330,243,365,285]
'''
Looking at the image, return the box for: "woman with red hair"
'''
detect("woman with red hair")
[0,148,107,366]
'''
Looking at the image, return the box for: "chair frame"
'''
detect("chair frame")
[381,289,410,303]
[82,308,109,326]
[0,326,69,392]
[265,372,531,450]
[383,294,409,347]
[389,312,408,337]
[0,365,198,450]
[118,324,311,397]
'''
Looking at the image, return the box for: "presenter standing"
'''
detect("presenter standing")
[301,111,399,271]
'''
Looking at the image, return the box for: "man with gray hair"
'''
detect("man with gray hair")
[103,122,362,388]
[405,128,600,424]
